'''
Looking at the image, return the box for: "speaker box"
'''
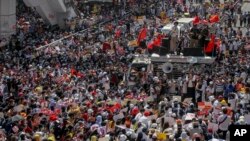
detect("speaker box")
[183,48,204,56]
[139,40,147,49]
[149,46,169,56]
[159,46,169,56]
[149,46,160,54]
[161,38,170,48]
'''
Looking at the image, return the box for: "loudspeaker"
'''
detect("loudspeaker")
[161,38,171,55]
[183,48,204,56]
[159,47,169,56]
[161,38,170,48]
[149,46,160,54]
[149,46,169,56]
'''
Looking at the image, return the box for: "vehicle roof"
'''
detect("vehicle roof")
[161,24,181,31]
[177,18,194,24]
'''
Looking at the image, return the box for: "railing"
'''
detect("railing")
[35,11,132,51]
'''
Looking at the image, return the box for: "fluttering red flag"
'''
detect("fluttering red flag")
[147,42,154,50]
[205,34,216,53]
[209,15,219,23]
[137,28,147,44]
[155,34,164,46]
[193,16,200,25]
[147,34,164,50]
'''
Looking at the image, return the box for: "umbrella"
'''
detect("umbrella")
[11,115,24,122]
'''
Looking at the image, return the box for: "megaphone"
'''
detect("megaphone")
[162,63,173,73]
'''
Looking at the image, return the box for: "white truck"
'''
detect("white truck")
[127,54,215,87]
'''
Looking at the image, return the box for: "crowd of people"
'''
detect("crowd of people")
[0,0,250,141]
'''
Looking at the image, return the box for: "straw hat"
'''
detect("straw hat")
[220,100,227,106]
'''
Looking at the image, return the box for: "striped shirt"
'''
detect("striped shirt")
[215,82,224,93]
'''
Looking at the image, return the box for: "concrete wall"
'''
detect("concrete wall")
[0,0,16,38]
[23,0,76,27]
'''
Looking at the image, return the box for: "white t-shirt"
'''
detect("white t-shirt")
[188,80,194,88]
[135,112,143,121]
[139,116,149,127]
[217,114,231,131]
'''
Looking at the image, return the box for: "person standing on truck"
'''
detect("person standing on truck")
[189,24,200,48]
[170,21,179,52]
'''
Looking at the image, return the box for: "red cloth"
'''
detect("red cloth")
[82,113,88,121]
[144,111,150,117]
[85,101,92,107]
[106,103,122,113]
[77,72,84,78]
[102,42,111,52]
[147,34,164,49]
[193,16,200,25]
[70,68,77,76]
[205,34,216,53]
[115,29,122,38]
[147,42,154,50]
[131,107,139,116]
[137,28,147,44]
[209,15,220,23]
[24,127,33,133]
[154,34,163,46]
[114,103,121,109]
[49,114,58,121]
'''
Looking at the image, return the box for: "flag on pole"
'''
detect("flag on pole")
[137,28,147,44]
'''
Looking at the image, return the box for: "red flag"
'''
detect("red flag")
[154,34,164,46]
[147,34,164,49]
[193,16,200,25]
[209,15,219,23]
[147,42,154,50]
[137,28,147,44]
[205,34,216,53]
